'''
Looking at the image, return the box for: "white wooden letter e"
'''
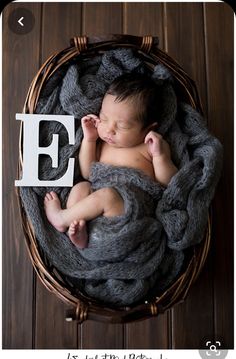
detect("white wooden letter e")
[15,114,75,187]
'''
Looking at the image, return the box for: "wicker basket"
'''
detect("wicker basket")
[16,34,211,324]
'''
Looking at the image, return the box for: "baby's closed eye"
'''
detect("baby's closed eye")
[117,122,132,130]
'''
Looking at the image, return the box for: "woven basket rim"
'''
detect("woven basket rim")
[16,34,211,324]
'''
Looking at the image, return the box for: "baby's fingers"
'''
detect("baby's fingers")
[145,131,163,143]
[144,132,155,144]
[81,114,98,123]
[81,117,91,126]
[94,117,101,128]
[86,114,99,120]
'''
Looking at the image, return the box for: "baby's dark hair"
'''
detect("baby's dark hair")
[106,72,162,129]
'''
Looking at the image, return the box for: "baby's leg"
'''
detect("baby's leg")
[66,181,91,208]
[66,182,91,248]
[44,187,124,232]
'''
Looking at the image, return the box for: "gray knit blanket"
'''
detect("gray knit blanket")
[19,48,223,306]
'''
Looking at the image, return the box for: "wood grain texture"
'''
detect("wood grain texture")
[41,2,82,61]
[164,2,208,116]
[82,2,122,36]
[123,2,164,49]
[164,3,214,349]
[204,2,234,349]
[123,2,169,349]
[35,280,78,349]
[81,1,124,349]
[2,1,233,349]
[125,315,170,349]
[34,2,82,349]
[2,2,41,349]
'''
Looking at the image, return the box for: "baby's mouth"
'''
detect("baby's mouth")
[104,137,115,144]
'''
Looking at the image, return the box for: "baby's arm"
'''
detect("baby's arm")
[145,131,178,187]
[79,115,100,179]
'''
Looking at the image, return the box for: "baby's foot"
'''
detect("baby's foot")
[44,191,67,232]
[68,220,88,249]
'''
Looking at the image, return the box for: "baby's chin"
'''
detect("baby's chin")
[107,141,139,149]
[106,141,122,148]
[103,139,124,148]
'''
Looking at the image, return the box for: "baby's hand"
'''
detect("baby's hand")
[144,131,171,159]
[81,114,101,142]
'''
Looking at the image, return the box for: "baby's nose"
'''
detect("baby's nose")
[106,124,116,134]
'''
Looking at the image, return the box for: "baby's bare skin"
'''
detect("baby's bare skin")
[98,141,155,179]
[44,94,178,249]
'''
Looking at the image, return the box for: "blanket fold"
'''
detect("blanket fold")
[19,48,222,305]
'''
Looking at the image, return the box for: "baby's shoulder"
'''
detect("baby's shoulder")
[137,142,152,161]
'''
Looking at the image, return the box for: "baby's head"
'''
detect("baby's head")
[106,73,162,129]
[98,73,162,148]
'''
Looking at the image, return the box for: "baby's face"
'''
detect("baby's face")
[98,94,147,148]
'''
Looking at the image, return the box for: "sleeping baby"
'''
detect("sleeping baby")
[44,73,178,248]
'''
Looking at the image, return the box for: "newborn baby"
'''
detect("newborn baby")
[44,73,178,248]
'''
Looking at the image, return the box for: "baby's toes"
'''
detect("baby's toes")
[68,228,75,235]
[72,220,78,228]
[79,219,85,225]
[44,193,52,201]
[69,221,77,233]
[50,191,58,200]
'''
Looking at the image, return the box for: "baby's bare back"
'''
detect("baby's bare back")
[98,141,155,179]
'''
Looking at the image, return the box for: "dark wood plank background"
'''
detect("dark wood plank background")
[2,2,233,349]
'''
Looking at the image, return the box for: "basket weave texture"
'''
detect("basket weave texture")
[17,34,211,324]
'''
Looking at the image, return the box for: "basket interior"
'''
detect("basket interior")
[17,36,211,323]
